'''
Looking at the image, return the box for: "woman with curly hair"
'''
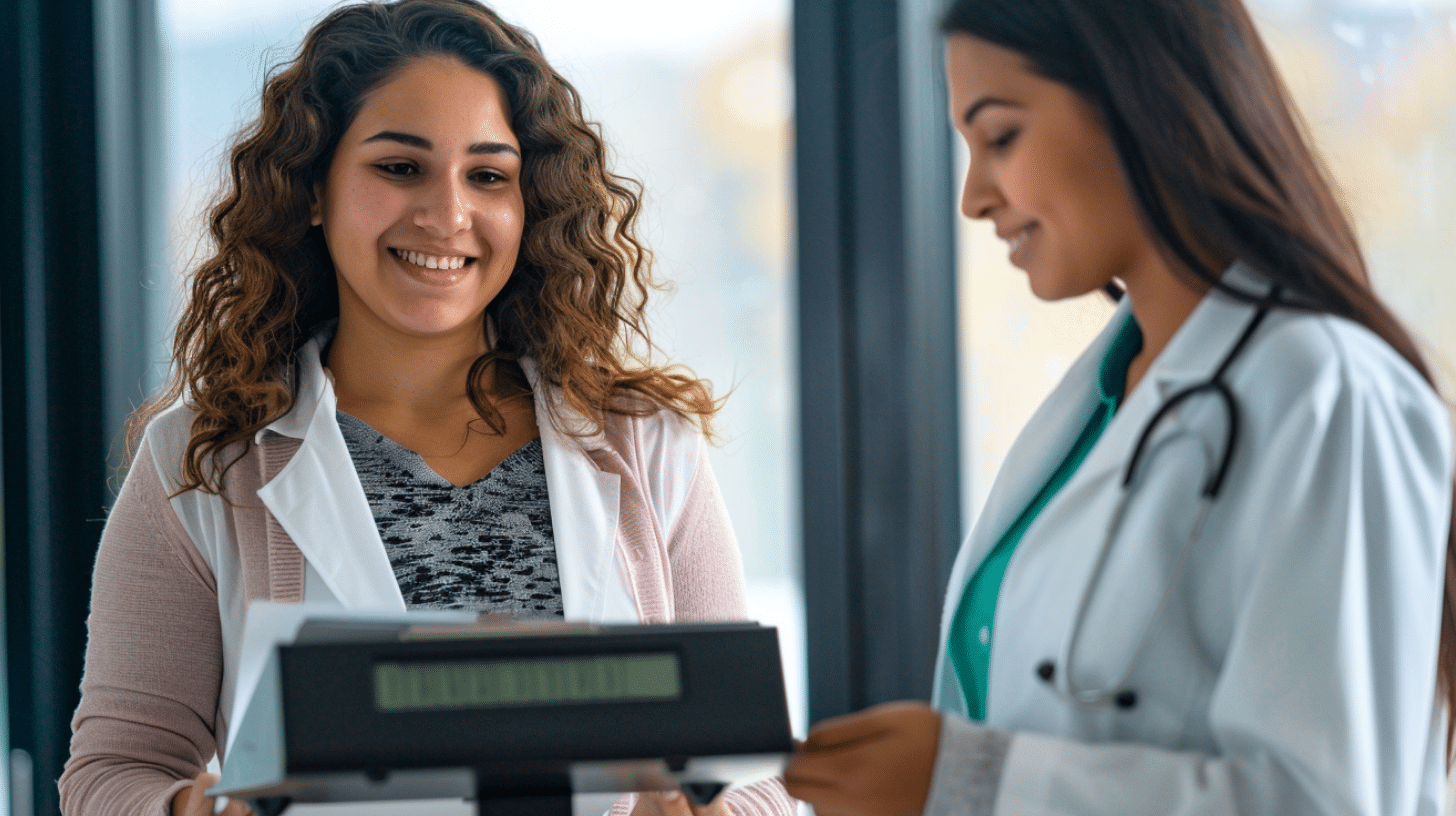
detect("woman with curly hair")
[59,2,792,815]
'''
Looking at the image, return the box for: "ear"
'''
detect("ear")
[309,183,323,227]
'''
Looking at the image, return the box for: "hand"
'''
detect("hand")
[783,701,942,816]
[629,788,734,816]
[171,772,255,816]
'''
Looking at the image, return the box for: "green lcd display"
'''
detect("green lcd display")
[374,652,682,711]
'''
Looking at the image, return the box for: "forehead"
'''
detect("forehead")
[943,33,1042,112]
[349,57,518,144]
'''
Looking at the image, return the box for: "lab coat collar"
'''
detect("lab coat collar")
[1144,261,1275,396]
[519,357,632,623]
[938,261,1275,664]
[254,331,405,611]
[1057,262,1274,501]
[252,331,631,621]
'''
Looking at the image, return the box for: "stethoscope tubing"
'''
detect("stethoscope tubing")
[1045,291,1280,709]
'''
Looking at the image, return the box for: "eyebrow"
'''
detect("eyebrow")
[961,96,1023,126]
[361,130,520,157]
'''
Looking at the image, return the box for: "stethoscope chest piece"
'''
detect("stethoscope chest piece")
[1029,293,1279,716]
[1034,659,1139,709]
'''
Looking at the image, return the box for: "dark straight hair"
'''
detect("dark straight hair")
[942,0,1456,759]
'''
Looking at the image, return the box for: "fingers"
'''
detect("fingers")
[798,700,936,752]
[171,772,219,816]
[217,796,256,816]
[798,711,893,752]
[634,788,734,816]
[784,702,942,816]
[170,772,256,816]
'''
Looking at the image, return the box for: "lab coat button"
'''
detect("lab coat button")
[1035,660,1055,682]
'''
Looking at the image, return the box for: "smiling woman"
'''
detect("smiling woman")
[57,2,795,816]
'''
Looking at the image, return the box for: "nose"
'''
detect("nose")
[960,155,999,221]
[413,174,470,236]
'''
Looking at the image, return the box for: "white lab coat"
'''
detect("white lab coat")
[932,266,1455,816]
[147,332,700,729]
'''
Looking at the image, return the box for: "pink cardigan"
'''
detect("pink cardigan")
[59,407,794,816]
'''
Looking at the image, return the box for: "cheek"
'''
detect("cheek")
[325,177,407,249]
[482,195,525,251]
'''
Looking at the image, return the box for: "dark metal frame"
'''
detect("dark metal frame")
[2,0,157,811]
[793,0,962,722]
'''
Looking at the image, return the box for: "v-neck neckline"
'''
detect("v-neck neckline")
[336,410,540,491]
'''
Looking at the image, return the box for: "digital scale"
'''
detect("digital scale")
[212,615,793,816]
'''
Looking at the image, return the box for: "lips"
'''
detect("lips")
[390,247,475,270]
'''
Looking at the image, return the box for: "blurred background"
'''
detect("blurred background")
[2,0,1453,813]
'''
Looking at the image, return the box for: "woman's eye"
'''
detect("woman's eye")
[989,128,1020,150]
[375,162,417,176]
[471,169,507,185]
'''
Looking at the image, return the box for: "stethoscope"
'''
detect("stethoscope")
[1034,289,1280,710]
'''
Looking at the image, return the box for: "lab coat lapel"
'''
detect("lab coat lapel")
[1023,266,1275,538]
[953,305,1129,570]
[521,359,634,623]
[255,337,405,611]
[934,304,1128,708]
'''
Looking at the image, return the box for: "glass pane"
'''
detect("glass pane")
[157,0,803,736]
[490,0,802,734]
[1249,0,1456,393]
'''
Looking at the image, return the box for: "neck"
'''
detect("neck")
[1119,256,1207,398]
[326,317,490,416]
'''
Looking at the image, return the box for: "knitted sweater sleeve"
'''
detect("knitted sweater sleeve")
[59,442,223,816]
[669,441,796,816]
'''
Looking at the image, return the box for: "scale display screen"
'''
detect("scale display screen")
[375,652,682,711]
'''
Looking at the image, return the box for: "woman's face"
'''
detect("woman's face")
[314,56,524,343]
[945,34,1159,301]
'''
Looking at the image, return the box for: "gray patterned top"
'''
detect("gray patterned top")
[336,411,564,618]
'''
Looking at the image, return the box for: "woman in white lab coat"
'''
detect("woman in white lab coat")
[784,0,1456,814]
[59,2,792,816]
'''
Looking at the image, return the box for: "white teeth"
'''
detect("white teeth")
[1008,229,1030,254]
[396,249,468,270]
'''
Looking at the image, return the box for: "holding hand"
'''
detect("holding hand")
[783,701,941,816]
[630,788,735,816]
[170,772,254,816]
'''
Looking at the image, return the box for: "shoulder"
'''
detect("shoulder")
[133,397,269,499]
[1245,312,1447,424]
[602,402,708,532]
[134,398,200,495]
[1234,309,1453,479]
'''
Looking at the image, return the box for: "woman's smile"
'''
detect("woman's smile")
[389,247,474,272]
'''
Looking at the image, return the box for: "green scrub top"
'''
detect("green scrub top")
[949,316,1143,720]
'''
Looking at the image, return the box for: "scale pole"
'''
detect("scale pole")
[475,792,574,816]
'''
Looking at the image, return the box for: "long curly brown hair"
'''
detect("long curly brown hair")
[133,0,719,493]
